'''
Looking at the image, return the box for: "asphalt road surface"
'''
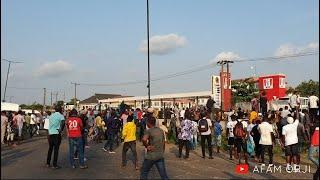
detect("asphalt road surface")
[1,135,316,179]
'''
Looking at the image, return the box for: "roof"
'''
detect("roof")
[80,93,124,104]
[99,91,212,103]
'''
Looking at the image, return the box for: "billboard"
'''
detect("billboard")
[211,75,221,108]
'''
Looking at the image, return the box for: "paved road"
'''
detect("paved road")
[1,135,316,179]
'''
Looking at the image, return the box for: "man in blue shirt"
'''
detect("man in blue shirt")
[214,119,223,153]
[46,106,65,169]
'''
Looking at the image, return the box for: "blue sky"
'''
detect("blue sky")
[1,0,319,104]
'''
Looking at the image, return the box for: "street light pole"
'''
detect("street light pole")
[1,59,23,102]
[147,0,151,107]
[3,62,11,102]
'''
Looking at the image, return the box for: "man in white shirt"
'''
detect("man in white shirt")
[289,91,300,113]
[308,92,319,123]
[198,112,213,159]
[14,110,25,144]
[180,108,186,120]
[258,117,274,165]
[226,115,237,160]
[280,106,291,119]
[30,111,37,138]
[282,116,299,170]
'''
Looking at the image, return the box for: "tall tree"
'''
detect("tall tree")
[295,80,319,97]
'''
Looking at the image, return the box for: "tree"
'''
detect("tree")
[56,100,64,107]
[231,78,259,103]
[286,86,295,95]
[68,98,80,105]
[19,102,43,111]
[295,80,319,97]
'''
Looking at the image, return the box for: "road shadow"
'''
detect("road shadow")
[1,149,33,166]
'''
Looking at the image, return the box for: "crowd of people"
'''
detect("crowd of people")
[1,91,319,179]
[1,110,46,146]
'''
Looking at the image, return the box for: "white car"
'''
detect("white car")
[270,96,309,111]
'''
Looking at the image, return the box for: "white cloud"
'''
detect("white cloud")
[139,33,187,55]
[211,51,241,63]
[34,60,73,78]
[274,42,319,56]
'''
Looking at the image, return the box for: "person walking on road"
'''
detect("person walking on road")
[141,116,169,180]
[308,121,319,179]
[103,111,117,153]
[214,119,223,153]
[1,111,8,145]
[226,115,237,160]
[258,116,274,165]
[198,112,213,159]
[46,106,65,169]
[66,109,88,169]
[178,110,193,159]
[281,116,299,171]
[121,115,139,170]
[30,111,37,138]
[13,110,24,144]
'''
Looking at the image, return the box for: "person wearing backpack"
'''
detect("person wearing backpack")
[233,119,248,164]
[198,111,213,159]
[258,115,274,165]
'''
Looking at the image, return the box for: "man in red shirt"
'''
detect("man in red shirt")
[308,121,319,179]
[66,109,87,169]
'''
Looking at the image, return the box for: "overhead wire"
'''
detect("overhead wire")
[78,51,319,87]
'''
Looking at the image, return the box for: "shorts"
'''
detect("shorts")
[228,137,235,146]
[285,143,299,156]
[214,135,222,147]
[234,138,247,154]
[7,133,14,141]
[18,126,23,137]
[298,142,304,154]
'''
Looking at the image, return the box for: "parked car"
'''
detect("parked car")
[270,96,309,111]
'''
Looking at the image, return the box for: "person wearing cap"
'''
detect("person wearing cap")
[66,109,87,169]
[281,116,299,171]
[46,106,65,169]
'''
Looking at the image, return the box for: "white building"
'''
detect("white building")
[99,91,215,109]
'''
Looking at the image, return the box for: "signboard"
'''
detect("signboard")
[263,78,273,89]
[221,72,231,89]
[279,77,286,88]
[211,75,221,108]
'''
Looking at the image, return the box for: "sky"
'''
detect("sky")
[1,0,319,105]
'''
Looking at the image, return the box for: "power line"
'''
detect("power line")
[7,87,44,90]
[77,51,318,87]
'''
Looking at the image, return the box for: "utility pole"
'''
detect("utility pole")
[55,92,58,104]
[146,0,151,107]
[1,59,23,102]
[71,82,80,109]
[43,88,46,112]
[63,91,66,102]
[51,92,53,106]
